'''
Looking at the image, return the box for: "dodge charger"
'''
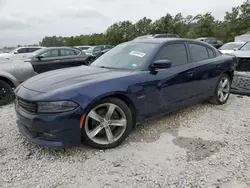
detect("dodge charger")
[14,38,236,149]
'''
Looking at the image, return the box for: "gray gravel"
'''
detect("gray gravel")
[0,95,250,188]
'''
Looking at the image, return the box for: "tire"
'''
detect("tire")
[0,80,14,106]
[209,73,231,105]
[82,97,133,149]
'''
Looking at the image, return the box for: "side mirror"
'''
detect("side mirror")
[233,48,239,51]
[150,59,172,69]
[37,55,44,60]
[13,51,18,54]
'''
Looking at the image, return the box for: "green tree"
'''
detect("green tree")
[38,1,250,46]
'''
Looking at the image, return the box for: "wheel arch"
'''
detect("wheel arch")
[222,70,234,81]
[0,75,16,88]
[85,92,137,125]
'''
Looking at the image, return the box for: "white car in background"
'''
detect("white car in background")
[219,42,245,54]
[0,46,45,59]
[74,45,92,52]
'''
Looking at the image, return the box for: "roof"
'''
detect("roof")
[131,38,201,44]
[44,47,78,50]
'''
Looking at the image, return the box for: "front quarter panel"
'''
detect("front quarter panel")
[74,71,148,117]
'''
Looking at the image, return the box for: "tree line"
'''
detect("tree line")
[39,0,250,47]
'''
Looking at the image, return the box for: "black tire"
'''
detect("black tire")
[82,97,133,149]
[209,73,231,105]
[0,80,14,106]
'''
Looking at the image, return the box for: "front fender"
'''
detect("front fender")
[82,91,135,113]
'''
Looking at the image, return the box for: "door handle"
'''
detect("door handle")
[54,60,60,62]
[187,71,194,77]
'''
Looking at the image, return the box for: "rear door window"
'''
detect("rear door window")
[60,49,76,56]
[41,50,59,58]
[27,48,41,53]
[188,43,209,62]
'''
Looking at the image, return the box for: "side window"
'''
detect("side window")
[94,46,102,52]
[27,48,40,53]
[188,43,209,62]
[155,43,188,67]
[74,49,81,55]
[41,50,59,58]
[205,39,212,43]
[207,48,215,58]
[17,48,28,54]
[60,49,76,56]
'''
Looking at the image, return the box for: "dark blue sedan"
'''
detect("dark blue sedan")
[14,38,236,149]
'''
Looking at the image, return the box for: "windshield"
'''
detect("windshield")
[25,48,45,58]
[239,42,250,51]
[85,46,95,53]
[90,42,159,70]
[8,48,18,54]
[219,43,244,50]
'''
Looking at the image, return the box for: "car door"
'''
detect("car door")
[187,42,219,98]
[58,49,82,68]
[30,49,60,73]
[145,42,202,114]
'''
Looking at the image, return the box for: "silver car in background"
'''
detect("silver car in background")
[219,42,245,54]
[0,58,36,105]
[0,46,45,59]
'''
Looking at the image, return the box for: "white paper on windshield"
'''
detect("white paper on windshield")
[129,51,146,58]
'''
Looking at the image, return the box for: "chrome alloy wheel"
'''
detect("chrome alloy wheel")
[218,77,230,102]
[85,103,127,145]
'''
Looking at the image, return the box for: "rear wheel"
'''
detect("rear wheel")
[0,80,14,106]
[209,73,231,105]
[82,98,133,149]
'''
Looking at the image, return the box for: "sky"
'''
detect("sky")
[0,0,246,47]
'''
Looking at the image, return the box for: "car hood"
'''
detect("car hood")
[231,50,250,58]
[23,66,132,93]
[219,50,234,54]
[0,53,13,58]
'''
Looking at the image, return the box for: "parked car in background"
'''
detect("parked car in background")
[24,47,94,73]
[231,41,250,96]
[0,47,95,105]
[85,45,114,58]
[74,45,92,52]
[196,37,223,49]
[133,34,180,41]
[219,42,245,54]
[0,46,45,59]
[0,58,37,105]
[14,38,236,149]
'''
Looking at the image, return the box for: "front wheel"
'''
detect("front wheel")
[82,98,133,149]
[209,73,231,105]
[0,80,14,106]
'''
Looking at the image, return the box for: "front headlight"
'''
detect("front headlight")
[37,101,78,113]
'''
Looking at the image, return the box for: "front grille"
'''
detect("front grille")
[18,98,37,114]
[236,58,250,72]
[237,77,250,90]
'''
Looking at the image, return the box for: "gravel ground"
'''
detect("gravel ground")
[0,95,250,188]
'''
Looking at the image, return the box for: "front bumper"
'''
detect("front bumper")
[231,71,250,96]
[15,101,83,147]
